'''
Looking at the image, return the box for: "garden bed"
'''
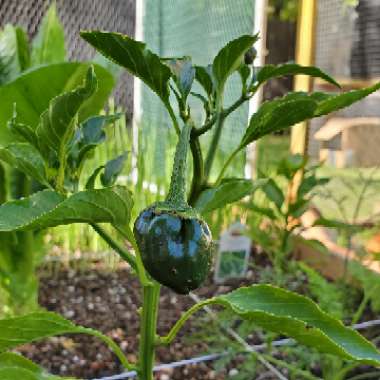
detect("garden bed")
[17,250,380,380]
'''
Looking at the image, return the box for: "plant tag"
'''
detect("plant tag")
[214,222,251,283]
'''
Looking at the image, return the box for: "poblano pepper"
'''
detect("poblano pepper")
[134,122,213,294]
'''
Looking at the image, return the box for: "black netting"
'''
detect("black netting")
[0,0,136,114]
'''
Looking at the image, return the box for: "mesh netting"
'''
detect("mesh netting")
[140,0,256,187]
[0,0,136,113]
[309,0,380,159]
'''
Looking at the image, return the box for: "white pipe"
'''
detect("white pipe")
[245,0,268,179]
[131,0,144,184]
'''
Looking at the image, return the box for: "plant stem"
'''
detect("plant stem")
[214,147,240,185]
[82,327,136,371]
[188,136,205,206]
[160,298,215,345]
[351,287,374,325]
[138,283,161,380]
[204,95,224,179]
[166,103,180,135]
[115,225,151,286]
[90,223,137,271]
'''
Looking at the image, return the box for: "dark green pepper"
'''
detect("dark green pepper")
[133,122,213,294]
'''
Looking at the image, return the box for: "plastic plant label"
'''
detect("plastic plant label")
[214,222,251,283]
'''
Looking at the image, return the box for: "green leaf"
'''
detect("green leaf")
[164,57,195,100]
[0,25,30,84]
[0,312,83,352]
[257,63,341,88]
[0,353,73,380]
[195,65,214,97]
[0,186,133,232]
[212,285,380,365]
[261,178,284,211]
[80,31,171,105]
[241,202,276,220]
[239,92,317,149]
[312,217,362,231]
[36,66,97,163]
[212,34,258,93]
[195,178,267,214]
[296,237,329,255]
[315,82,380,117]
[277,153,307,179]
[8,114,38,148]
[85,165,104,190]
[100,153,128,187]
[70,113,122,167]
[0,62,115,145]
[31,3,66,65]
[0,143,48,187]
[297,175,329,198]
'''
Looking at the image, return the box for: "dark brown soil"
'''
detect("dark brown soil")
[18,262,264,380]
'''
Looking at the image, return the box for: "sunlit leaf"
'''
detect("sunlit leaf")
[209,285,380,365]
[195,178,267,214]
[0,186,133,232]
[0,143,48,187]
[80,31,171,106]
[212,34,258,94]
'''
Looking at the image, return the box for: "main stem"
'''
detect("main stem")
[138,283,160,380]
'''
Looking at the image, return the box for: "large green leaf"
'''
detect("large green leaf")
[80,31,171,105]
[36,66,97,163]
[195,178,267,214]
[257,63,340,88]
[314,82,380,117]
[0,186,133,232]
[0,143,48,187]
[212,34,258,94]
[0,353,73,380]
[0,312,82,352]
[0,25,30,84]
[211,285,380,365]
[31,3,66,65]
[0,62,115,145]
[239,92,317,149]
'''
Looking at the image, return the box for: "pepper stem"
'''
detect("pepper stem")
[165,122,192,209]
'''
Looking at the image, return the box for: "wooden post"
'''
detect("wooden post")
[290,0,318,155]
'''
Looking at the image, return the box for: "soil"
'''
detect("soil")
[18,259,265,380]
[16,253,379,380]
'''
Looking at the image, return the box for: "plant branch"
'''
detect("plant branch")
[166,102,180,136]
[159,298,216,345]
[193,94,250,137]
[214,147,240,185]
[90,223,137,271]
[188,136,205,206]
[80,327,136,371]
[115,225,151,286]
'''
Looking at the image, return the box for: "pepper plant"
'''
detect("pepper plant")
[0,32,380,380]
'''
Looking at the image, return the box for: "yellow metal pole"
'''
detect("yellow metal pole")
[290,0,318,155]
[287,0,318,205]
